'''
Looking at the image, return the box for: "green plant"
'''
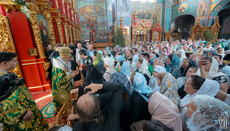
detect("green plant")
[202,29,215,43]
[12,0,27,6]
[112,28,125,47]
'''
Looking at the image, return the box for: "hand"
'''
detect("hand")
[79,66,83,71]
[70,88,78,94]
[23,111,34,121]
[68,114,80,121]
[71,71,78,78]
[198,57,207,68]
[85,83,103,94]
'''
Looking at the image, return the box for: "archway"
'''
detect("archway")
[174,14,195,39]
[218,8,230,39]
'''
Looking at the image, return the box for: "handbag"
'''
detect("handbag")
[53,88,71,105]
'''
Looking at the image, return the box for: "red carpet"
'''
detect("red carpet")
[32,91,56,128]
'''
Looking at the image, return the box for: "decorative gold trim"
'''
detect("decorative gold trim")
[55,18,64,44]
[69,25,73,43]
[0,13,23,78]
[21,59,37,62]
[28,85,43,89]
[28,2,46,59]
[43,61,50,78]
[63,22,69,45]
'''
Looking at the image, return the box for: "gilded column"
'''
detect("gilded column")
[55,18,64,44]
[41,9,56,46]
[73,27,77,44]
[28,2,46,59]
[69,25,73,43]
[63,22,69,45]
[0,13,23,78]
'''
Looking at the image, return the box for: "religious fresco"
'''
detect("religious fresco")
[37,14,50,48]
[198,0,208,19]
[117,0,131,27]
[172,0,197,20]
[76,0,107,42]
[131,2,162,25]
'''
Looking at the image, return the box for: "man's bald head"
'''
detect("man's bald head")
[76,94,100,122]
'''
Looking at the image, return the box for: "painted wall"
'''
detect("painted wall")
[76,0,107,42]
[130,2,163,26]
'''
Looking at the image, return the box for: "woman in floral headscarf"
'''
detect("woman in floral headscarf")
[166,54,180,73]
[156,72,180,107]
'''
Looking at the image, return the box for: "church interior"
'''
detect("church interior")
[0,0,230,129]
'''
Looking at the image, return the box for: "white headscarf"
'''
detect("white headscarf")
[187,95,230,131]
[148,91,182,131]
[139,58,151,78]
[154,66,166,73]
[104,57,114,68]
[180,79,220,108]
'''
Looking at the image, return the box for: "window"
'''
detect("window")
[131,0,157,2]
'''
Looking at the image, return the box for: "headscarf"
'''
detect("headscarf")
[120,61,131,79]
[166,54,180,73]
[148,91,182,131]
[159,73,180,106]
[93,52,102,66]
[180,79,220,108]
[154,66,166,73]
[132,54,139,71]
[104,57,114,68]
[187,95,230,131]
[133,72,153,102]
[116,55,124,62]
[207,57,227,80]
[138,59,151,78]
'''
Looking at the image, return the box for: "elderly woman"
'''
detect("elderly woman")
[103,57,116,82]
[156,73,180,106]
[186,95,230,130]
[180,75,220,130]
[93,51,106,73]
[148,92,182,131]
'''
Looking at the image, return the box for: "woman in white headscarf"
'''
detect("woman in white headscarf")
[103,57,116,82]
[136,58,151,84]
[186,95,230,131]
[148,91,182,131]
[198,57,229,92]
[180,75,220,130]
[149,66,166,92]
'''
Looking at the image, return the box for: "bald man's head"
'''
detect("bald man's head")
[76,94,100,122]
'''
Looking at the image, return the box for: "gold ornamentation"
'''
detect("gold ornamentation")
[55,18,64,44]
[73,27,77,44]
[63,22,69,45]
[28,2,46,59]
[43,61,50,78]
[69,25,73,43]
[0,13,23,78]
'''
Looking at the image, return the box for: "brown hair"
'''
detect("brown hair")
[138,58,144,64]
[183,58,190,64]
[190,75,205,90]
[157,73,166,84]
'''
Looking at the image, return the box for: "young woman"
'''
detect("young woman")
[136,58,151,84]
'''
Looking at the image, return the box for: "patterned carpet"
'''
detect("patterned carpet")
[33,92,56,128]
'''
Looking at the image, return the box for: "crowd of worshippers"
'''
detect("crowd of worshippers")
[45,38,230,131]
